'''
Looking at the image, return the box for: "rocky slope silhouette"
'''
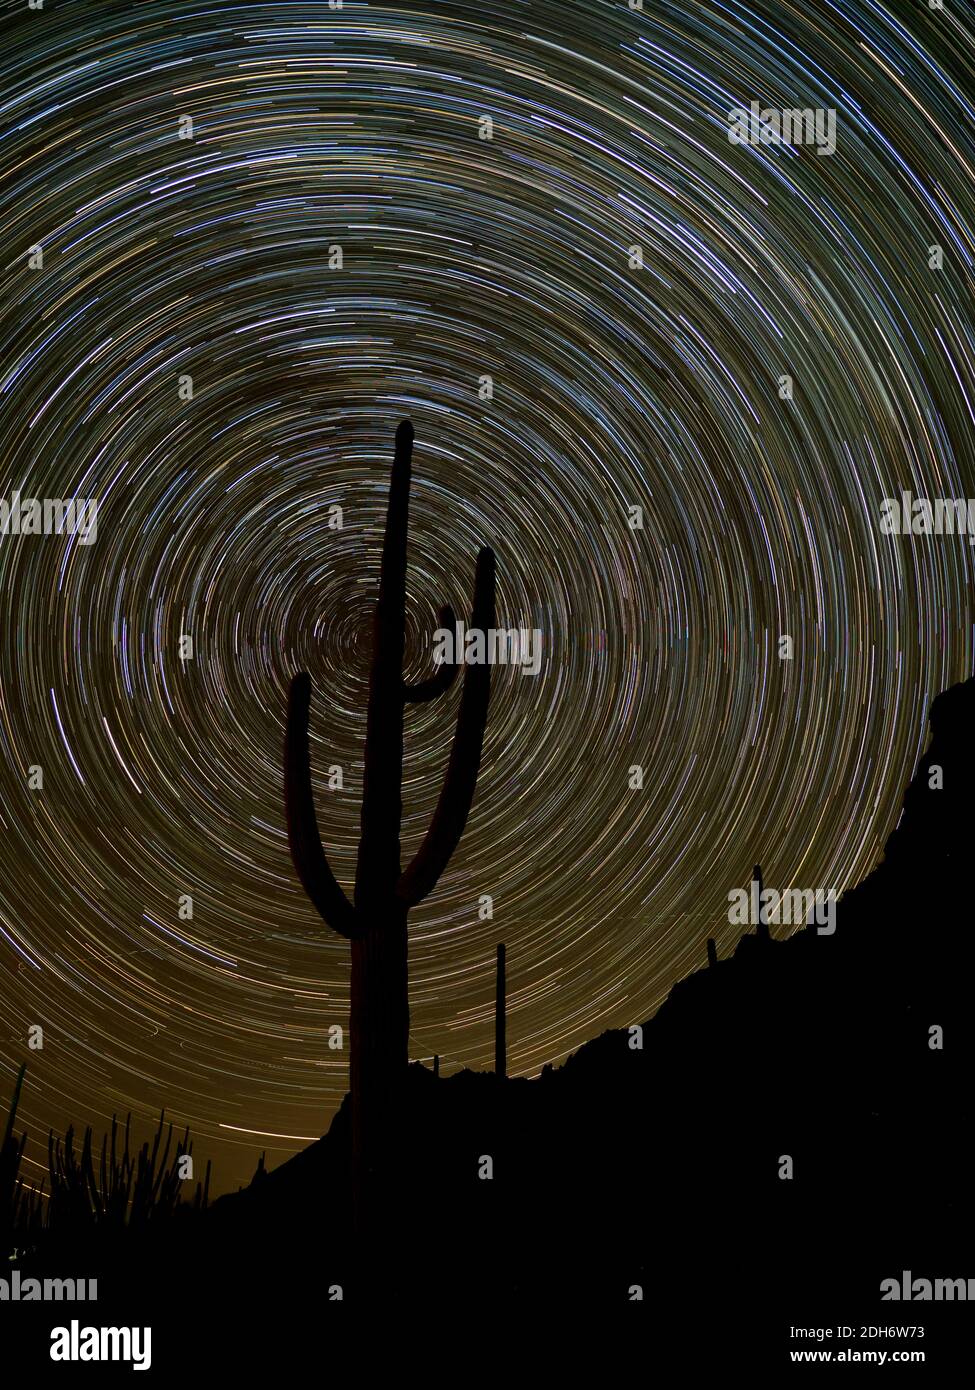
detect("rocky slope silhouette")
[8,678,975,1366]
[186,677,975,1321]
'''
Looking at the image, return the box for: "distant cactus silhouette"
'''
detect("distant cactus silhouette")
[3,1068,210,1259]
[285,420,495,1228]
[753,863,770,942]
[496,943,507,1077]
[44,1110,208,1230]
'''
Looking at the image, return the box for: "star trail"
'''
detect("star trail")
[1,0,974,1192]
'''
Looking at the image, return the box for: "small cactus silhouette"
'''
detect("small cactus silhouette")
[495,943,507,1077]
[285,420,495,1227]
[754,863,770,942]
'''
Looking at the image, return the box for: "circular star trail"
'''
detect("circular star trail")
[1,0,974,1191]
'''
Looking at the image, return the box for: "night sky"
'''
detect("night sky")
[1,0,974,1194]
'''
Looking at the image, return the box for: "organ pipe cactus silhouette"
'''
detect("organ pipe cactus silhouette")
[285,420,495,1226]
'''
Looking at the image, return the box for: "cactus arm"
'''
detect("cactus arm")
[397,547,495,907]
[285,672,359,938]
[404,605,459,703]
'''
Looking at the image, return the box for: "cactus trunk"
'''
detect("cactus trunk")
[350,915,409,1216]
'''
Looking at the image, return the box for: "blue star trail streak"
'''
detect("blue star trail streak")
[0,0,973,1191]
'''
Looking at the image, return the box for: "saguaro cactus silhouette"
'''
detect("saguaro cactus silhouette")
[495,943,506,1077]
[285,420,495,1226]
